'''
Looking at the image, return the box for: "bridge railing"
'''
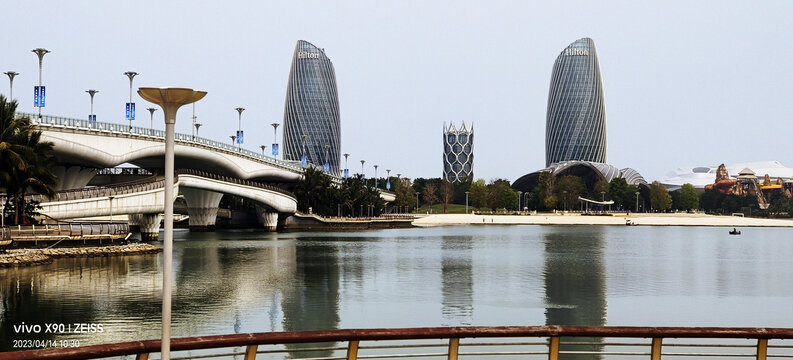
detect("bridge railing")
[21,112,306,174]
[176,169,296,200]
[6,221,129,241]
[4,176,167,204]
[1,326,793,360]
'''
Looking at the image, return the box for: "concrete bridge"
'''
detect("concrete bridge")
[24,170,297,238]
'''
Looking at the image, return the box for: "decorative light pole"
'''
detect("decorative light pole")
[374,165,379,189]
[31,48,50,119]
[300,135,308,166]
[465,191,470,214]
[260,145,267,156]
[270,123,279,158]
[230,135,236,147]
[360,160,365,178]
[635,191,640,213]
[86,90,98,123]
[138,87,206,360]
[343,153,350,178]
[147,107,157,130]
[4,71,18,101]
[323,144,330,172]
[386,169,391,190]
[124,71,138,130]
[191,103,197,139]
[416,192,420,212]
[235,107,245,151]
[517,191,522,212]
[194,123,202,137]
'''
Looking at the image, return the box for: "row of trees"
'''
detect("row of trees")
[294,167,385,217]
[1,96,58,225]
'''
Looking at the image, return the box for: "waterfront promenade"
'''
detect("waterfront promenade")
[413,212,793,227]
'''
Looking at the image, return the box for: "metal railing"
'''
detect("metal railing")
[20,112,306,174]
[96,167,155,176]
[175,169,296,200]
[6,221,129,242]
[2,326,793,360]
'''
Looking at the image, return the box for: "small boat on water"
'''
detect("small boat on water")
[729,228,741,235]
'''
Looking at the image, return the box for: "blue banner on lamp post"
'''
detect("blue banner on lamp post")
[300,155,307,167]
[40,86,46,107]
[236,130,243,144]
[125,103,130,119]
[34,86,39,107]
[271,143,279,156]
[130,103,135,120]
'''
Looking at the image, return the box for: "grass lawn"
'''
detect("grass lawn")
[414,203,479,214]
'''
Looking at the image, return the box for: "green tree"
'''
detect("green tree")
[496,186,518,210]
[468,179,488,210]
[486,179,512,210]
[393,177,417,211]
[649,181,672,211]
[593,179,610,200]
[1,96,58,224]
[293,167,336,215]
[608,178,639,211]
[555,175,585,211]
[422,182,439,208]
[678,183,699,211]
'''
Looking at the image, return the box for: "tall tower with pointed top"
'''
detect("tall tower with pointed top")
[443,122,474,183]
[282,40,342,176]
[545,37,607,167]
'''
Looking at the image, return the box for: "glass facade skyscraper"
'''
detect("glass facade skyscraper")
[443,122,474,183]
[282,40,341,176]
[545,38,607,167]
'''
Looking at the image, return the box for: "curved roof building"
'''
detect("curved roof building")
[512,160,647,194]
[660,160,793,191]
[282,40,341,176]
[546,38,607,167]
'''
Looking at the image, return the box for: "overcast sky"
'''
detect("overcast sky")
[3,1,791,182]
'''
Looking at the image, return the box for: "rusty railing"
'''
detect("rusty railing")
[2,326,793,360]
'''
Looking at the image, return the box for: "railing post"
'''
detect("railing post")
[346,340,359,360]
[135,353,149,360]
[548,336,560,360]
[651,337,662,360]
[448,338,459,360]
[244,345,258,360]
[757,339,768,360]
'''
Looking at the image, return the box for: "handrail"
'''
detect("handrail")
[177,169,296,199]
[2,326,793,360]
[19,112,306,174]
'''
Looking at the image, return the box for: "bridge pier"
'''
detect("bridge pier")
[255,205,279,232]
[52,166,97,191]
[182,188,223,232]
[128,213,161,241]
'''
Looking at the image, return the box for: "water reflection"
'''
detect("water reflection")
[543,226,606,360]
[441,236,474,325]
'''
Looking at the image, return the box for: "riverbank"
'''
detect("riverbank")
[283,213,415,230]
[0,243,161,268]
[412,213,793,227]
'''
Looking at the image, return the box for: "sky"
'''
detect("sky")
[2,1,792,182]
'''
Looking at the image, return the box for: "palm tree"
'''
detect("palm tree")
[0,95,58,224]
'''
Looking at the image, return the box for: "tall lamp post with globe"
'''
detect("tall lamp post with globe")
[138,87,206,360]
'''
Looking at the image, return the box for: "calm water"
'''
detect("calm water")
[2,225,793,353]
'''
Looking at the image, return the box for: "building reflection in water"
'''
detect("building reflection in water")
[441,235,474,326]
[543,226,607,360]
[280,239,341,359]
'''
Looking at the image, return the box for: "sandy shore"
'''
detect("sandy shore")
[412,213,793,227]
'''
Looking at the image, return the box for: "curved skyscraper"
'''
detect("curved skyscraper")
[545,38,606,167]
[283,40,341,176]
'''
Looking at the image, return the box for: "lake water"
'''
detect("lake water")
[2,225,792,354]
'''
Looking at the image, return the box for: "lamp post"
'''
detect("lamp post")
[235,107,245,151]
[147,107,157,131]
[374,165,379,189]
[260,145,267,156]
[230,135,236,147]
[386,169,391,190]
[86,90,98,123]
[191,103,197,139]
[194,123,202,138]
[138,87,206,360]
[31,48,50,119]
[124,71,138,130]
[563,190,568,211]
[324,144,330,172]
[635,191,640,213]
[300,135,308,166]
[465,191,470,214]
[416,192,420,212]
[360,160,365,178]
[270,123,279,158]
[4,71,18,101]
[343,153,350,178]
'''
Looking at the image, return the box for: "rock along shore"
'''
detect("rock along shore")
[0,243,161,268]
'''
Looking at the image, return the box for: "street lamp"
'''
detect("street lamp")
[416,192,420,212]
[31,48,50,119]
[260,145,267,156]
[300,135,308,166]
[235,107,245,151]
[270,123,279,158]
[374,165,379,189]
[4,71,18,101]
[194,123,202,138]
[191,103,197,139]
[563,190,568,211]
[230,135,236,147]
[635,191,640,213]
[124,71,138,130]
[465,191,470,214]
[147,107,157,131]
[138,87,206,360]
[386,169,391,190]
[360,160,365,178]
[343,153,350,178]
[86,90,98,124]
